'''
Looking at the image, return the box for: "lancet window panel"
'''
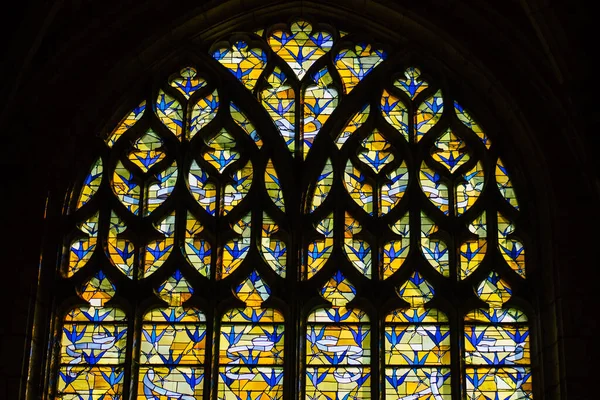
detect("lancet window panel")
[49,17,534,399]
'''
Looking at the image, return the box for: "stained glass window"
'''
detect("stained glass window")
[52,18,532,399]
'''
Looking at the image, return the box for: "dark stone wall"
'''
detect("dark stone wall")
[0,1,596,398]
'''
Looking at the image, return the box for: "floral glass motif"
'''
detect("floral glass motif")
[57,272,127,399]
[465,272,531,399]
[58,18,534,399]
[218,272,284,399]
[385,272,451,399]
[267,20,333,79]
[306,272,371,399]
[140,271,206,399]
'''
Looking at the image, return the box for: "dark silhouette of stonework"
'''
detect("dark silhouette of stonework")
[0,1,596,399]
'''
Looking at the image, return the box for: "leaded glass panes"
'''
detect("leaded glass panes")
[54,17,533,399]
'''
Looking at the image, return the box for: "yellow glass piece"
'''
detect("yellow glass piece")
[303,69,338,158]
[419,162,449,215]
[358,129,395,173]
[465,367,532,399]
[397,272,435,308]
[476,271,512,308]
[189,89,219,139]
[262,213,286,277]
[464,325,530,365]
[336,104,370,148]
[381,89,409,142]
[268,20,333,79]
[106,100,145,147]
[305,214,334,279]
[456,161,485,216]
[222,160,252,215]
[421,213,450,277]
[113,161,141,215]
[265,159,285,211]
[393,67,429,100]
[344,213,372,278]
[498,213,526,277]
[143,213,175,277]
[188,160,217,216]
[146,162,178,216]
[203,129,240,174]
[321,272,356,306]
[155,90,183,139]
[496,158,519,209]
[382,214,410,280]
[184,212,211,278]
[169,66,207,99]
[107,211,134,278]
[384,368,451,399]
[432,129,470,173]
[260,67,295,152]
[335,42,386,93]
[127,130,165,173]
[415,89,443,142]
[81,272,115,307]
[221,214,251,279]
[310,158,332,212]
[67,212,99,277]
[235,271,271,307]
[77,157,102,209]
[138,367,204,399]
[454,101,491,148]
[344,159,373,215]
[231,102,262,148]
[460,213,487,279]
[380,162,409,216]
[213,40,267,90]
[384,325,451,365]
[157,273,194,307]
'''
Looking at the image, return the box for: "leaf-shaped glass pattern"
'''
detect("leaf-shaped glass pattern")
[189,89,219,140]
[265,159,285,211]
[260,67,295,152]
[334,42,387,93]
[113,161,141,215]
[262,213,287,277]
[218,272,284,399]
[303,68,338,158]
[381,89,409,142]
[498,213,526,277]
[146,162,177,216]
[155,90,184,139]
[382,214,410,279]
[415,90,443,142]
[77,157,103,209]
[57,272,127,399]
[432,129,470,173]
[306,272,371,400]
[230,102,263,148]
[394,67,429,100]
[358,130,395,174]
[141,271,206,399]
[212,41,267,90]
[67,212,99,277]
[310,158,333,212]
[221,213,251,279]
[460,213,487,279]
[421,213,450,277]
[184,212,211,278]
[107,212,135,278]
[305,214,334,279]
[456,161,485,216]
[203,129,240,174]
[222,160,252,215]
[143,213,175,277]
[385,272,451,399]
[188,160,217,216]
[380,162,409,216]
[344,213,372,278]
[454,101,491,148]
[169,66,207,99]
[419,162,449,215]
[344,160,374,215]
[127,130,165,172]
[336,104,370,148]
[106,100,145,147]
[267,20,333,79]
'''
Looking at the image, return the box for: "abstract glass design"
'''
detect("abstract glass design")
[381,90,409,142]
[265,159,285,211]
[420,162,449,215]
[184,212,212,278]
[127,130,165,173]
[456,161,485,216]
[188,160,217,216]
[77,157,103,209]
[169,66,207,99]
[305,213,334,279]
[221,213,251,279]
[334,43,387,93]
[262,213,287,277]
[106,100,146,147]
[344,160,374,215]
[231,102,263,148]
[421,213,450,277]
[460,213,487,279]
[155,90,184,139]
[465,273,531,399]
[344,212,372,278]
[306,272,371,399]
[496,158,519,209]
[146,161,177,216]
[107,212,135,278]
[380,162,409,216]
[67,213,99,277]
[189,90,219,139]
[394,67,429,100]
[57,272,127,399]
[113,161,141,215]
[303,68,338,157]
[454,101,491,148]
[432,129,470,174]
[415,90,443,141]
[212,41,267,90]
[385,272,451,399]
[143,213,175,277]
[382,213,410,280]
[358,130,395,173]
[260,67,296,152]
[223,160,252,215]
[310,158,333,212]
[337,104,370,148]
[203,129,240,174]
[218,272,284,399]
[498,213,526,277]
